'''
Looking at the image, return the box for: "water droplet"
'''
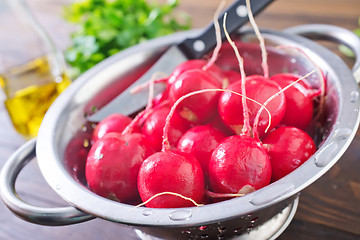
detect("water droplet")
[350,91,359,103]
[314,141,339,167]
[182,230,191,235]
[334,128,352,141]
[291,58,297,63]
[169,210,192,221]
[142,209,154,216]
[82,125,88,132]
[55,184,61,190]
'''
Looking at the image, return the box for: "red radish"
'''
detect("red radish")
[168,69,221,124]
[218,75,286,136]
[137,150,205,208]
[208,135,272,194]
[270,74,315,130]
[167,59,224,86]
[222,70,242,88]
[65,124,93,184]
[141,105,190,152]
[271,73,321,98]
[209,113,235,136]
[91,113,134,143]
[262,126,316,181]
[86,132,154,203]
[177,125,226,184]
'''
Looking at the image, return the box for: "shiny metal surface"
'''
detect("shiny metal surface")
[1,24,360,238]
[0,138,94,225]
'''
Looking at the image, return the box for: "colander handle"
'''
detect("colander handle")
[0,138,95,226]
[284,24,360,83]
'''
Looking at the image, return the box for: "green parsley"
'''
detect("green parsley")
[63,0,191,78]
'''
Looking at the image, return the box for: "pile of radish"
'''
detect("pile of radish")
[75,1,326,208]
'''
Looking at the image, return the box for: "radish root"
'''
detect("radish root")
[135,192,204,208]
[162,88,272,152]
[130,72,168,94]
[203,0,226,71]
[122,72,160,135]
[223,12,251,137]
[252,69,317,139]
[245,0,269,78]
[276,45,326,121]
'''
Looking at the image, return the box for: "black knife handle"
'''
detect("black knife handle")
[178,0,274,59]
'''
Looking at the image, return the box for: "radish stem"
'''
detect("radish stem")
[162,88,272,152]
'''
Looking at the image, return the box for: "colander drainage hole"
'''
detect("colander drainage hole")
[217,234,225,240]
[217,226,227,233]
[200,234,209,239]
[199,226,208,231]
[233,227,244,235]
[250,216,259,224]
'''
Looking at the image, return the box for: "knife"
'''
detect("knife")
[87,0,274,122]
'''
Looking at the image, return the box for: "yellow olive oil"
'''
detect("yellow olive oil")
[1,56,71,139]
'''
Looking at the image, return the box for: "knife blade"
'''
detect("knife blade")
[87,0,274,122]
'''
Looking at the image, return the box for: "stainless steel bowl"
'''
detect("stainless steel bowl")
[1,24,360,240]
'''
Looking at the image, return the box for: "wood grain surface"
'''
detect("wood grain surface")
[1,0,360,239]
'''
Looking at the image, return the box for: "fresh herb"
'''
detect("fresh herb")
[63,0,191,78]
[339,17,360,58]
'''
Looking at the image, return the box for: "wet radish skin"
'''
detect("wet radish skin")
[137,150,205,208]
[168,59,224,86]
[177,125,227,184]
[219,75,286,136]
[209,135,272,194]
[91,113,133,143]
[142,105,190,152]
[262,126,316,181]
[86,132,154,203]
[169,69,221,124]
[270,74,315,130]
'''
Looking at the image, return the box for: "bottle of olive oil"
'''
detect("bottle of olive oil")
[0,0,71,139]
[1,57,71,138]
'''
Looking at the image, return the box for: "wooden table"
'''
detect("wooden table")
[1,0,360,239]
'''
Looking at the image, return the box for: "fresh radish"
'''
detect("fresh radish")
[137,150,205,208]
[86,132,154,203]
[222,70,242,88]
[65,123,93,185]
[208,135,272,194]
[141,105,190,152]
[218,75,286,136]
[262,126,316,181]
[177,125,226,184]
[167,59,225,86]
[168,69,221,124]
[91,113,134,143]
[270,73,316,130]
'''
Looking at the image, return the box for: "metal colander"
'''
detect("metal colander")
[1,24,360,240]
